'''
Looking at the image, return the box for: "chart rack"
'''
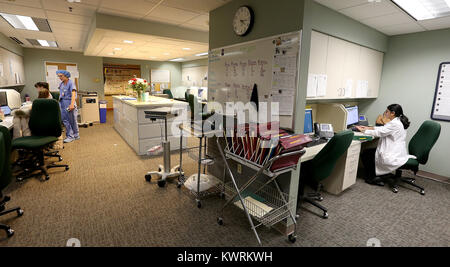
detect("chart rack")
[215,137,305,246]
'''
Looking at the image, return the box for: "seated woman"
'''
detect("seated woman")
[357,104,414,186]
[34,82,53,99]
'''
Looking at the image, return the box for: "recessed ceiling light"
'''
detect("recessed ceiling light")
[114,48,122,51]
[0,13,38,31]
[169,58,184,62]
[123,40,134,44]
[27,39,58,47]
[195,52,208,56]
[182,47,191,50]
[392,0,450,20]
[67,0,81,3]
[163,53,170,55]
[37,40,49,47]
[150,56,157,59]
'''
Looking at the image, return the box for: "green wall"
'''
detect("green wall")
[103,57,182,89]
[23,48,103,99]
[209,0,304,49]
[361,29,450,177]
[0,32,23,56]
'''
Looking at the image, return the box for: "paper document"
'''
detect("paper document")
[345,79,353,98]
[66,66,79,78]
[316,75,327,97]
[307,74,318,97]
[356,80,369,98]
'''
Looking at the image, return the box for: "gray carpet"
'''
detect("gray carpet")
[0,111,449,247]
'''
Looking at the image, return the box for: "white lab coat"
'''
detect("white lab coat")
[365,117,413,176]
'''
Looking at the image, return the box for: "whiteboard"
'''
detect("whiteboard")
[151,69,171,83]
[431,62,450,122]
[208,31,301,129]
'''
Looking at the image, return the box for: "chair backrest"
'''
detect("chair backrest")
[50,91,60,100]
[409,120,441,165]
[163,89,173,99]
[29,99,62,137]
[310,131,354,182]
[0,126,12,191]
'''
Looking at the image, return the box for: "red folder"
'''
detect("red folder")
[270,134,312,172]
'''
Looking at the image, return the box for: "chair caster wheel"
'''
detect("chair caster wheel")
[157,179,166,188]
[323,212,329,219]
[288,234,297,243]
[65,166,69,171]
[145,174,152,182]
[17,209,24,217]
[16,177,24,182]
[217,217,223,226]
[176,183,182,189]
[44,175,50,181]
[317,196,324,202]
[420,190,425,196]
[6,228,14,238]
[392,188,399,194]
[197,200,202,208]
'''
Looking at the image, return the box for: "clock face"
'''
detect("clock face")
[233,6,253,36]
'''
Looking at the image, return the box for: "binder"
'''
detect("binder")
[270,134,313,171]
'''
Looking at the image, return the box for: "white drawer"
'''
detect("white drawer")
[138,121,179,139]
[139,136,186,155]
[123,104,138,122]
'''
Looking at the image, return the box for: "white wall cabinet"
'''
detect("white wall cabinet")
[307,31,384,100]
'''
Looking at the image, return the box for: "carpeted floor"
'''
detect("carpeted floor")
[0,111,449,247]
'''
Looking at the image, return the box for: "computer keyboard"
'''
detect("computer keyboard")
[350,127,361,132]
[305,138,328,148]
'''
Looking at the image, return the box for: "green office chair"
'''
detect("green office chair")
[50,91,60,100]
[0,126,24,237]
[13,99,69,182]
[163,89,173,99]
[386,120,441,195]
[299,131,354,219]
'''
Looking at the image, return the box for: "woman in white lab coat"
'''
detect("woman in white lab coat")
[357,104,413,186]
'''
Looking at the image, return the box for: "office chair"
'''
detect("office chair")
[163,89,173,99]
[12,99,69,182]
[187,94,213,121]
[299,131,354,219]
[0,126,24,237]
[384,120,441,195]
[50,91,60,100]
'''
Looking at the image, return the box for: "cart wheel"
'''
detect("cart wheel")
[17,209,24,217]
[65,166,69,171]
[145,174,152,182]
[16,177,24,182]
[197,200,202,208]
[6,228,14,238]
[89,123,93,126]
[392,187,399,194]
[157,179,166,188]
[317,196,324,202]
[44,175,50,181]
[83,124,88,128]
[217,217,223,226]
[420,189,425,196]
[59,156,63,162]
[219,192,225,199]
[323,212,329,219]
[288,234,296,243]
[158,167,162,172]
[176,182,182,189]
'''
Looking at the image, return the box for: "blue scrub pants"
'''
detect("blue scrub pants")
[60,100,79,140]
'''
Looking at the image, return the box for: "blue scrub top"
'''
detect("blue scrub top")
[59,79,77,101]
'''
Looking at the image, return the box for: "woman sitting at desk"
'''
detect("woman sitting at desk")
[356,104,413,186]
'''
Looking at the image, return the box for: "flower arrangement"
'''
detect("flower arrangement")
[128,78,149,101]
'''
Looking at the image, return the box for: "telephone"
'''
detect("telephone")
[314,123,334,139]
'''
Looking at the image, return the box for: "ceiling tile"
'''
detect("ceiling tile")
[42,0,98,17]
[161,0,231,14]
[314,0,368,10]
[340,1,398,20]
[0,3,47,18]
[99,0,158,16]
[418,16,450,31]
[379,22,426,36]
[361,11,414,29]
[185,14,209,26]
[46,11,92,25]
[97,7,145,20]
[146,5,200,23]
[0,0,43,8]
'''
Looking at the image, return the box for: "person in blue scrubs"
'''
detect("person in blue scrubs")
[56,70,79,143]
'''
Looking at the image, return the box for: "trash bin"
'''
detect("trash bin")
[99,100,107,123]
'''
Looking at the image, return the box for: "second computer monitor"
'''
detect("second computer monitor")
[346,106,359,126]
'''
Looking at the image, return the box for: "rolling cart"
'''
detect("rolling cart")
[177,124,223,208]
[215,137,306,246]
[144,107,184,187]
[78,92,99,128]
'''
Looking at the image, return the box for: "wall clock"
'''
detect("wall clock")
[233,6,254,36]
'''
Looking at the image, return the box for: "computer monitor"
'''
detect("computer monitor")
[0,92,7,107]
[346,106,359,126]
[304,109,314,134]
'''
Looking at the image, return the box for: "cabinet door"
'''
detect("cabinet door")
[325,36,346,99]
[342,42,361,98]
[309,31,329,75]
[358,47,384,98]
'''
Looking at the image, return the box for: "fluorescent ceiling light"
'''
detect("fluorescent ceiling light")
[114,48,122,51]
[169,58,184,62]
[123,40,134,44]
[37,40,49,47]
[195,52,208,56]
[182,47,191,50]
[392,0,450,20]
[0,13,38,31]
[163,52,170,55]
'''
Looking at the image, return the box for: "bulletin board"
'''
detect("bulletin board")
[208,31,302,130]
[150,69,171,92]
[103,64,141,95]
[45,61,79,93]
[431,62,450,122]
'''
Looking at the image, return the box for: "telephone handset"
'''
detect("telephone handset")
[314,122,334,139]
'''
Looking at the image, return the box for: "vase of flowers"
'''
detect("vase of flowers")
[128,78,149,102]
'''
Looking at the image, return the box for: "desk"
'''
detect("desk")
[113,96,188,155]
[0,116,13,130]
[301,134,374,195]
